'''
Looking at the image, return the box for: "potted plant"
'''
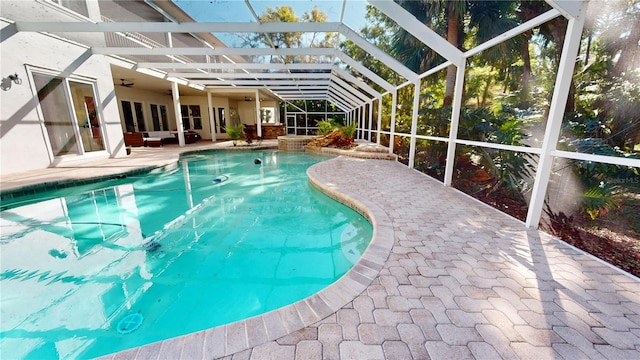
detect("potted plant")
[224,124,245,146]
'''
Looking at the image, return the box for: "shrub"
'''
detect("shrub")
[339,123,357,139]
[316,120,336,136]
[224,124,245,146]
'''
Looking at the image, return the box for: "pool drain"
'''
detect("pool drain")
[117,313,143,334]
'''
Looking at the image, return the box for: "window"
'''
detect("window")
[261,107,276,124]
[122,101,134,132]
[180,105,202,130]
[47,0,89,17]
[190,105,202,130]
[121,101,145,132]
[134,102,145,131]
[218,108,226,133]
[150,104,169,131]
[180,105,191,130]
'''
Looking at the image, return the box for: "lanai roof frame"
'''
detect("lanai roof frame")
[11,0,638,231]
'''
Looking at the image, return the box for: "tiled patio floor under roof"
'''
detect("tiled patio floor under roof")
[2,142,639,359]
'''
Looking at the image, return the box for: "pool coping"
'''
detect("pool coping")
[99,156,394,359]
[0,144,278,201]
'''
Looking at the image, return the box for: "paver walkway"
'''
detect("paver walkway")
[210,156,640,360]
[3,147,639,359]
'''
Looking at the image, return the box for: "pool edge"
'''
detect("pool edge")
[100,156,394,359]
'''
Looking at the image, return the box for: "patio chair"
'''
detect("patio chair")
[123,132,144,147]
[244,125,263,146]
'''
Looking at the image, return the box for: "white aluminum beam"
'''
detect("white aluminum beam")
[138,62,335,70]
[377,97,383,145]
[444,63,466,186]
[389,91,397,154]
[546,0,586,19]
[276,89,327,93]
[455,139,542,155]
[15,21,342,33]
[368,0,464,66]
[93,47,334,56]
[550,150,640,168]
[280,95,327,98]
[419,61,453,79]
[334,68,381,98]
[328,85,365,107]
[526,12,586,228]
[207,91,216,142]
[276,93,324,98]
[330,77,372,102]
[192,80,330,85]
[464,9,561,59]
[368,101,374,141]
[328,87,360,107]
[326,95,352,112]
[330,82,367,105]
[331,75,373,101]
[171,82,185,147]
[408,81,421,168]
[268,86,328,90]
[168,72,331,79]
[338,23,418,82]
[336,51,395,92]
[329,88,360,108]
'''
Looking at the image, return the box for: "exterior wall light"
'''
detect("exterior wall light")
[1,74,22,91]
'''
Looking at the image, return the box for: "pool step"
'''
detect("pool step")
[306,141,397,161]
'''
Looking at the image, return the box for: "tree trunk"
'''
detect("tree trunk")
[583,34,592,71]
[611,20,640,78]
[520,31,533,108]
[443,7,460,107]
[480,72,492,108]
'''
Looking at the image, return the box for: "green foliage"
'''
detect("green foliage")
[581,183,621,220]
[242,5,338,63]
[339,123,357,139]
[316,120,336,136]
[224,124,245,145]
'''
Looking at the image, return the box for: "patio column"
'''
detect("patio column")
[377,97,382,145]
[207,91,216,142]
[171,82,185,147]
[368,101,373,142]
[389,90,397,154]
[408,80,420,168]
[444,62,466,186]
[526,13,586,228]
[255,89,262,138]
[356,107,361,139]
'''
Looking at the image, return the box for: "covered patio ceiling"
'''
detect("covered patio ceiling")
[7,0,582,113]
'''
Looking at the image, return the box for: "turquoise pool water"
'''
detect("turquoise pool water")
[0,151,372,359]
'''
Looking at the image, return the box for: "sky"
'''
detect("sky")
[172,0,369,47]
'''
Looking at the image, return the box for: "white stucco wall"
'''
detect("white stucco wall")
[237,101,258,126]
[0,19,124,176]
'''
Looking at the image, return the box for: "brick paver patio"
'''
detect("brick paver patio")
[3,144,639,359]
[209,156,639,360]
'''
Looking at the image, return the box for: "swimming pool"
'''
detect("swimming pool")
[0,150,373,359]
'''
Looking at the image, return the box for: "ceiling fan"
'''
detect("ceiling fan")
[120,78,134,87]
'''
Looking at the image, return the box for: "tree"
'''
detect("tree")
[242,5,339,64]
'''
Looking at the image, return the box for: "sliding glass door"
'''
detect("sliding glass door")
[33,72,105,157]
